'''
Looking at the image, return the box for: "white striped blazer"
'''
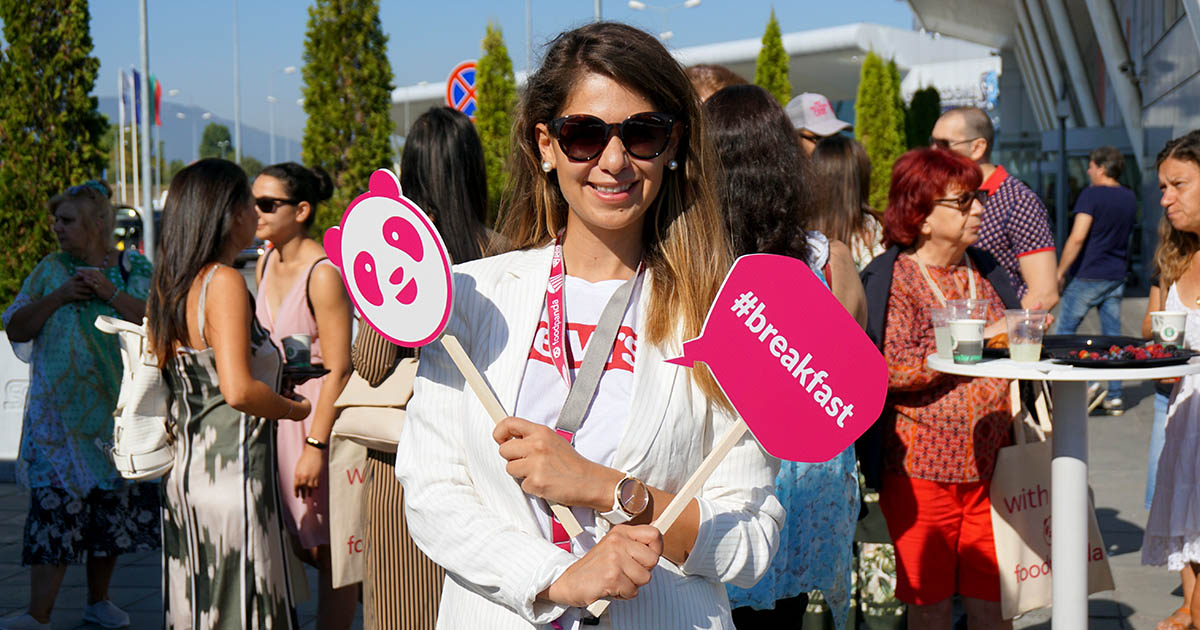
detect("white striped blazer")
[394,244,784,629]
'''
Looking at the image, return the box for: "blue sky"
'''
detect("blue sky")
[70,0,915,141]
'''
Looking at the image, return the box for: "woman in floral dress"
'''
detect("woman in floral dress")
[0,181,159,630]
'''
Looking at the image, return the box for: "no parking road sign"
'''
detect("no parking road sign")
[446,60,477,120]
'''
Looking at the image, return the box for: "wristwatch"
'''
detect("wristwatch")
[600,473,649,524]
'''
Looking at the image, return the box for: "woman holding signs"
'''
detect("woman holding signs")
[859,148,1020,630]
[394,22,783,630]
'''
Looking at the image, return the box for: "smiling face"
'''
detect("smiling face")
[252,174,308,242]
[535,73,679,244]
[1160,157,1200,235]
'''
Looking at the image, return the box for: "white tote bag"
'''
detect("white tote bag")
[989,381,1114,619]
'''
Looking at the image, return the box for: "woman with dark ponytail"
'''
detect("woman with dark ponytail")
[253,162,357,628]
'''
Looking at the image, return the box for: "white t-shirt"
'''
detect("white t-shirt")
[513,273,643,557]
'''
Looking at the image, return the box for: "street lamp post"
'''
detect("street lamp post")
[627,0,700,41]
[200,112,213,160]
[217,139,230,160]
[268,65,298,165]
[267,95,278,163]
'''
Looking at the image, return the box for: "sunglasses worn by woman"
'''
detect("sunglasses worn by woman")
[549,112,677,162]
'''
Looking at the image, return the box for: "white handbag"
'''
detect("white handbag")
[331,357,417,452]
[95,315,174,480]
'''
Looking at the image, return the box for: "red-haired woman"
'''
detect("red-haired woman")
[859,148,1020,629]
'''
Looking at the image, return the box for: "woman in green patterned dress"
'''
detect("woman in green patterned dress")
[0,181,159,630]
[146,159,313,629]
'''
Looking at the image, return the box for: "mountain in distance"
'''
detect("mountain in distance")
[97,96,302,165]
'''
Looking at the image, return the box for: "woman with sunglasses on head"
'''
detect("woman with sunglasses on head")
[148,159,312,629]
[394,22,782,630]
[859,148,1020,630]
[703,84,863,630]
[252,162,356,629]
[0,181,159,630]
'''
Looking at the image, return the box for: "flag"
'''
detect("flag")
[131,68,142,125]
[151,74,162,126]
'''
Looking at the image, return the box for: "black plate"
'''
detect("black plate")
[283,363,330,384]
[1043,335,1196,368]
[1042,334,1146,350]
[1049,350,1197,368]
[983,335,1153,361]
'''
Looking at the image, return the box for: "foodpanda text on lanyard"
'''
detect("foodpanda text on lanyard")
[544,232,643,397]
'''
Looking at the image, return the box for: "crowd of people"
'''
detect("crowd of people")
[1,18,1197,630]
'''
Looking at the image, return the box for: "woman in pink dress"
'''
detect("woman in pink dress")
[253,162,357,629]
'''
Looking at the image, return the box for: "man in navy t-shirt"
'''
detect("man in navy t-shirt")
[1054,145,1138,412]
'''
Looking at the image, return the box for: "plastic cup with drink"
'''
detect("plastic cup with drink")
[1004,309,1048,362]
[1151,311,1187,347]
[945,299,989,365]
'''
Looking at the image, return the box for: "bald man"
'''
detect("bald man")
[931,107,1059,311]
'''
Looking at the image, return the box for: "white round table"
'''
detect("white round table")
[927,355,1200,629]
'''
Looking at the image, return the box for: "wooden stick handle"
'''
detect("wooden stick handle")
[442,335,507,423]
[440,334,585,541]
[586,418,751,618]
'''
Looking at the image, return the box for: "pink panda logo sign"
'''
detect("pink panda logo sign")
[323,169,453,347]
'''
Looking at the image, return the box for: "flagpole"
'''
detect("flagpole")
[139,0,156,262]
[129,69,140,211]
[117,70,127,204]
[233,0,242,165]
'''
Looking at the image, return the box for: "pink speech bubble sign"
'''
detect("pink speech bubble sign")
[323,169,454,347]
[666,254,887,462]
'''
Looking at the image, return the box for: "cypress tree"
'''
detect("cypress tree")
[0,0,108,311]
[475,21,516,227]
[754,9,791,105]
[301,0,395,234]
[906,86,942,149]
[855,52,906,212]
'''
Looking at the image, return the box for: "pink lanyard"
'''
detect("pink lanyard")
[543,233,643,396]
[541,233,641,559]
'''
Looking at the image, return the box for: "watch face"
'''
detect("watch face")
[618,477,648,515]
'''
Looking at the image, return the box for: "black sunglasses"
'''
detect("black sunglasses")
[549,112,676,162]
[255,197,298,213]
[934,190,988,213]
[930,136,980,151]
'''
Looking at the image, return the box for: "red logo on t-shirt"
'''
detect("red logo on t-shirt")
[529,320,637,372]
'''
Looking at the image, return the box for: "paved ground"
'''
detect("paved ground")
[0,293,1186,628]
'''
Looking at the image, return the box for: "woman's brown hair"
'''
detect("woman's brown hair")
[146,159,252,364]
[810,135,879,248]
[498,21,731,406]
[1154,132,1200,288]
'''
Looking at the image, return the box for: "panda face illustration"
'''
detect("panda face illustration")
[324,170,453,347]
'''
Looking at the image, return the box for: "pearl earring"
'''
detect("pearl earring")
[667,159,678,171]
[541,161,553,173]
